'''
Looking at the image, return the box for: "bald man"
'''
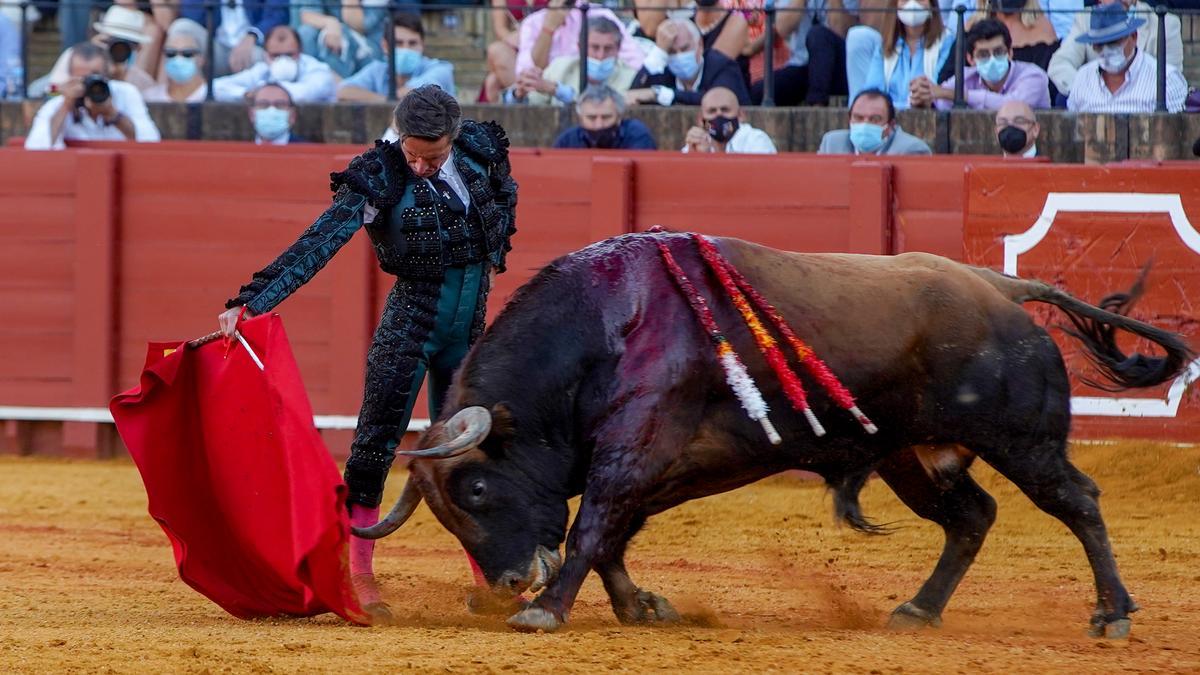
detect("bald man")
[683,86,777,154]
[626,18,750,107]
[995,99,1040,158]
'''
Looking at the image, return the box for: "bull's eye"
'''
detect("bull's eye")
[470,479,487,500]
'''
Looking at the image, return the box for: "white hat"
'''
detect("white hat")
[93,6,151,44]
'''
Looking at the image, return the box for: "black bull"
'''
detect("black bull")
[355,232,1193,636]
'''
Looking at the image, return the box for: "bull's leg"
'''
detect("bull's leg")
[594,516,681,625]
[982,443,1137,638]
[876,446,996,630]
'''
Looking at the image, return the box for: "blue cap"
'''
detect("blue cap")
[1076,2,1146,45]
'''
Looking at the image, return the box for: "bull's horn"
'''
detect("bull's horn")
[352,474,422,540]
[398,406,492,460]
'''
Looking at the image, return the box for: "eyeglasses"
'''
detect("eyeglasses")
[972,46,1008,60]
[252,99,292,109]
[164,49,200,58]
[995,116,1035,129]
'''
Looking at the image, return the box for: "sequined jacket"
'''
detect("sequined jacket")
[226,120,518,314]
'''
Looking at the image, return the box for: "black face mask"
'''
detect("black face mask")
[584,124,622,149]
[695,0,722,6]
[997,125,1028,154]
[707,115,739,144]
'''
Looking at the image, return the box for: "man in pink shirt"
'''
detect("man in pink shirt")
[515,0,645,79]
[910,19,1051,111]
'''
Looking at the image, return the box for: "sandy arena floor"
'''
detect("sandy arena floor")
[1,441,1198,673]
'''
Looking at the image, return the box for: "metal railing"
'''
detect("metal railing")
[2,0,1195,111]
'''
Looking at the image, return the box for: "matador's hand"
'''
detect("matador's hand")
[218,306,255,338]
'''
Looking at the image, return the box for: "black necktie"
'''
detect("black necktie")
[429,174,466,215]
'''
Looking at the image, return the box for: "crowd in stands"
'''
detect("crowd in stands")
[4,0,1195,153]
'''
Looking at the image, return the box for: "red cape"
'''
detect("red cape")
[111,314,369,625]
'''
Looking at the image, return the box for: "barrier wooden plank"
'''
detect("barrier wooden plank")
[964,165,1200,442]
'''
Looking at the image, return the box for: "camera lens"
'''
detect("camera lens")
[83,75,111,104]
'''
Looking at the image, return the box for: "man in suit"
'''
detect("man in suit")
[818,88,932,155]
[625,18,750,107]
[180,0,290,75]
[248,84,309,145]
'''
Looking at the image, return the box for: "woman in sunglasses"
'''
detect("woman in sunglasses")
[144,18,209,103]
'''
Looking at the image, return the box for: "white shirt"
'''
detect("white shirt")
[362,149,470,225]
[25,79,161,150]
[213,54,336,103]
[141,82,208,103]
[1067,49,1187,114]
[218,0,253,49]
[681,122,778,155]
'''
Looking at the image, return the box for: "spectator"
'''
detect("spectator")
[296,0,389,79]
[249,84,307,145]
[511,16,638,105]
[515,0,645,78]
[1041,0,1083,42]
[481,0,549,102]
[635,0,749,66]
[912,19,1049,110]
[683,86,776,154]
[1,12,19,96]
[25,43,160,150]
[180,0,288,76]
[214,26,336,103]
[338,14,455,103]
[58,0,171,64]
[37,6,158,97]
[552,84,657,149]
[1048,0,1182,100]
[941,0,1060,83]
[995,99,1040,157]
[1065,3,1186,112]
[753,0,854,106]
[143,19,209,104]
[729,0,795,92]
[818,88,931,155]
[627,19,751,106]
[846,0,954,110]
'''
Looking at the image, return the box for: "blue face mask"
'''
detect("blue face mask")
[165,55,197,83]
[254,106,291,141]
[393,48,422,76]
[849,123,885,153]
[587,56,616,82]
[975,54,1010,84]
[668,51,700,81]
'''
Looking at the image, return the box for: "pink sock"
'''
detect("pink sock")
[349,505,381,577]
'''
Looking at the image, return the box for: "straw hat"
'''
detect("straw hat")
[93,6,152,44]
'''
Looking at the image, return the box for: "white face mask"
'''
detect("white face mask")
[1097,44,1130,73]
[269,55,299,82]
[897,0,931,28]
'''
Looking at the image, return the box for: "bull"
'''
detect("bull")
[355,231,1193,637]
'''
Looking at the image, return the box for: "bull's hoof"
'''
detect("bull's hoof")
[1088,617,1132,639]
[364,601,395,626]
[507,606,563,633]
[466,587,530,616]
[618,590,681,625]
[887,602,942,631]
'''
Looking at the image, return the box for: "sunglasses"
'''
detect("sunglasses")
[164,49,200,58]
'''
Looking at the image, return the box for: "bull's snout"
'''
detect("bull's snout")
[495,571,526,596]
[490,546,563,598]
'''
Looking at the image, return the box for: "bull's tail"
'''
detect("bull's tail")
[971,264,1195,392]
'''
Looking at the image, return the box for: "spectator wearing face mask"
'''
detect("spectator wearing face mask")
[338,14,455,102]
[845,0,954,111]
[143,19,209,104]
[179,0,286,76]
[1047,0,1181,100]
[214,25,336,103]
[995,100,1040,158]
[818,88,931,155]
[1065,3,1185,113]
[249,83,307,145]
[627,18,751,106]
[35,6,157,98]
[509,16,638,106]
[682,86,776,154]
[552,84,657,149]
[910,19,1049,110]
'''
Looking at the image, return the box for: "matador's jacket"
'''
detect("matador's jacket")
[226,120,518,507]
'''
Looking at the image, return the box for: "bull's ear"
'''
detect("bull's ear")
[476,403,515,457]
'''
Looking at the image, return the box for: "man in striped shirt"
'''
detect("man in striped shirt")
[1067,2,1186,113]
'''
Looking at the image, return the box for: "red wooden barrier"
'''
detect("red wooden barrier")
[963,164,1200,441]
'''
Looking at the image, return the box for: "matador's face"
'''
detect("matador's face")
[400,134,453,178]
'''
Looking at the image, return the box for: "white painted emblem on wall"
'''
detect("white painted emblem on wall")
[1003,193,1200,417]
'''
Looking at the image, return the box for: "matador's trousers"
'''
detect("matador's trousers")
[344,263,489,507]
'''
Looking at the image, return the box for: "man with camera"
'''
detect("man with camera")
[25,42,161,151]
[35,6,157,98]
